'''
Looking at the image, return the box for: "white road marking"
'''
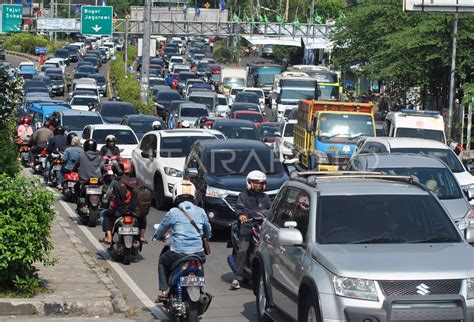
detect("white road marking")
[58,199,168,320]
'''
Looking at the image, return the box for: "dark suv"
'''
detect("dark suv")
[184,139,288,228]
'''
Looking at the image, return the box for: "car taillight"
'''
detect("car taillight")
[123,216,133,224]
[55,159,61,164]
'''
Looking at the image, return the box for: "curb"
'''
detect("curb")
[5,50,37,62]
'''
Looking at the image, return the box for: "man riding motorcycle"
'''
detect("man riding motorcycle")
[28,122,53,166]
[62,134,82,173]
[231,170,271,290]
[45,125,67,186]
[153,180,211,302]
[99,134,121,157]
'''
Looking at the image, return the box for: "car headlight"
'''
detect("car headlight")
[467,278,474,299]
[314,150,330,164]
[205,186,229,198]
[164,167,183,177]
[333,276,378,301]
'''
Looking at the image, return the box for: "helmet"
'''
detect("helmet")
[23,116,31,125]
[181,120,190,128]
[50,117,60,127]
[66,132,78,145]
[246,170,267,192]
[83,139,97,152]
[172,180,196,206]
[18,116,25,124]
[105,134,116,146]
[152,121,162,130]
[54,126,65,135]
[118,157,132,175]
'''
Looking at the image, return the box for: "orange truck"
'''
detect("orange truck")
[293,100,376,170]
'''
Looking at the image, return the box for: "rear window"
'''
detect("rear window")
[180,107,208,117]
[214,124,258,140]
[235,113,263,123]
[62,115,102,131]
[71,97,98,106]
[188,96,214,109]
[395,128,445,143]
[244,90,264,98]
[157,92,182,101]
[101,104,137,117]
[160,136,216,158]
[92,129,137,145]
[390,148,465,173]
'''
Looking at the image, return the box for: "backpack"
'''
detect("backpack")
[117,176,152,217]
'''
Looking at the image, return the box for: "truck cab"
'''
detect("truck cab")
[384,109,446,144]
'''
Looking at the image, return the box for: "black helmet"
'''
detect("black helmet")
[54,125,65,135]
[66,132,78,145]
[83,139,97,152]
[50,117,60,127]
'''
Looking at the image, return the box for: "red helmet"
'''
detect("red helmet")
[18,116,25,124]
[23,117,31,125]
[118,157,132,175]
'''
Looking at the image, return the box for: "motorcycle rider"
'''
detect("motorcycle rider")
[62,134,82,173]
[152,120,162,131]
[45,125,68,186]
[73,139,103,211]
[231,170,271,290]
[99,134,121,157]
[154,180,211,302]
[16,116,33,144]
[28,122,53,167]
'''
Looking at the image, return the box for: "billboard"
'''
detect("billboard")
[404,0,474,12]
[37,18,78,31]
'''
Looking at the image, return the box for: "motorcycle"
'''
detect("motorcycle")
[110,211,142,265]
[62,171,79,202]
[47,151,63,185]
[227,212,265,284]
[153,224,212,322]
[34,148,48,175]
[18,144,30,167]
[77,177,102,227]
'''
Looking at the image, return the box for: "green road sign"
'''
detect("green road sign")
[81,6,113,35]
[2,4,23,33]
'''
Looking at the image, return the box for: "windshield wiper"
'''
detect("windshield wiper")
[410,236,459,243]
[351,237,407,244]
[322,133,346,139]
[349,133,366,140]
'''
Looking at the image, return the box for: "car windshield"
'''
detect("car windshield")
[71,97,98,106]
[160,136,216,158]
[317,195,461,244]
[62,115,102,131]
[74,88,96,96]
[318,113,374,142]
[279,88,315,101]
[260,124,280,138]
[49,74,63,81]
[230,88,243,95]
[235,113,263,122]
[93,129,137,144]
[214,124,258,140]
[211,73,222,82]
[78,66,95,73]
[284,123,295,137]
[158,92,182,101]
[244,90,264,98]
[390,148,465,173]
[218,97,227,105]
[232,104,259,112]
[188,96,214,110]
[180,107,208,117]
[101,104,137,117]
[256,68,282,86]
[224,78,245,87]
[205,148,284,175]
[396,127,445,143]
[128,120,155,133]
[91,75,105,83]
[319,84,340,101]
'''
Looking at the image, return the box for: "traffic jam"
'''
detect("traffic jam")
[12,31,474,322]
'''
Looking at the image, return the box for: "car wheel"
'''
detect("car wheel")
[256,270,272,322]
[299,294,321,322]
[154,176,166,210]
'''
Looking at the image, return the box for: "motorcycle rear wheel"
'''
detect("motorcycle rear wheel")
[88,206,98,227]
[123,246,131,265]
[187,301,199,322]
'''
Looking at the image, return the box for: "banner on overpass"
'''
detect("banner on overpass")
[37,18,78,31]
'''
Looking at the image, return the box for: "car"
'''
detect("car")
[228,87,244,106]
[171,64,191,76]
[355,137,474,193]
[168,56,185,73]
[52,109,104,137]
[187,91,217,114]
[63,45,80,62]
[102,41,115,56]
[120,114,166,140]
[18,62,37,76]
[259,121,280,147]
[54,49,70,66]
[243,87,265,107]
[184,139,288,227]
[88,74,107,97]
[69,95,99,111]
[96,101,139,124]
[75,65,96,78]
[132,129,219,209]
[261,44,273,57]
[149,77,167,88]
[81,124,139,159]
[211,119,259,140]
[228,102,261,118]
[232,110,265,127]
[175,102,209,127]
[253,172,474,322]
[153,89,182,112]
[24,80,49,95]
[47,73,65,96]
[184,78,205,98]
[0,48,5,61]
[234,92,262,111]
[46,58,66,75]
[31,75,52,95]
[166,99,188,125]
[273,119,297,161]
[177,71,197,94]
[215,94,229,117]
[346,153,473,225]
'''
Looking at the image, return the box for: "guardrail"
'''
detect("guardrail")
[5,50,37,62]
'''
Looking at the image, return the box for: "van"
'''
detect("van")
[188,91,217,114]
[27,102,70,127]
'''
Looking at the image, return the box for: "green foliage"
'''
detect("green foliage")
[273,45,304,65]
[0,121,20,177]
[0,175,55,297]
[213,42,233,64]
[3,33,49,55]
[110,52,152,114]
[127,45,137,67]
[462,83,474,105]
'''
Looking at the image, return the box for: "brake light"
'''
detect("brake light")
[40,149,47,155]
[188,261,199,270]
[22,146,29,151]
[123,216,133,224]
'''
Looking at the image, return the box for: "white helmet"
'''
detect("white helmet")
[105,134,116,143]
[181,120,190,128]
[246,170,267,191]
[172,180,196,205]
[152,121,162,130]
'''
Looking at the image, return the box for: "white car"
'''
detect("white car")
[168,56,185,73]
[99,46,111,60]
[132,129,219,209]
[243,87,265,107]
[273,120,297,161]
[81,124,139,159]
[216,94,229,118]
[102,42,116,56]
[228,87,244,106]
[46,58,66,75]
[70,95,99,111]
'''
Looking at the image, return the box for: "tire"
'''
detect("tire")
[256,271,272,322]
[187,301,199,322]
[88,206,98,227]
[154,176,166,210]
[123,246,131,265]
[299,294,321,322]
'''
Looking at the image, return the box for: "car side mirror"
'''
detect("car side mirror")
[141,150,151,159]
[274,131,282,137]
[464,187,474,201]
[185,167,199,178]
[278,221,303,246]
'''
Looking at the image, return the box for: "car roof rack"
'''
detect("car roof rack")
[290,171,428,191]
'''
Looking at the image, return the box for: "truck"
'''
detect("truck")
[294,100,376,170]
[271,72,318,122]
[247,62,283,100]
[220,67,247,95]
[384,109,446,144]
[289,65,341,101]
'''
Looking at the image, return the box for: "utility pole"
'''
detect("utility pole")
[285,0,289,22]
[140,0,152,105]
[310,0,315,23]
[124,19,129,75]
[447,13,458,141]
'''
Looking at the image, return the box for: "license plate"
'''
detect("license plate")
[85,187,102,194]
[180,276,205,287]
[118,226,139,235]
[67,181,76,187]
[53,165,62,170]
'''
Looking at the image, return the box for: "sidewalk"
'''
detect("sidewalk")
[0,213,127,318]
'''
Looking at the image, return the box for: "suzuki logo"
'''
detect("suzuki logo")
[416,283,431,295]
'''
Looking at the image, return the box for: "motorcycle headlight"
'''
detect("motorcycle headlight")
[205,186,229,198]
[333,276,378,301]
[283,141,294,149]
[467,278,474,299]
[164,167,183,177]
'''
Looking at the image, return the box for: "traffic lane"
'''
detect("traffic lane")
[60,198,258,322]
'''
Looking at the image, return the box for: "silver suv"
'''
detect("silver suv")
[252,172,474,322]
